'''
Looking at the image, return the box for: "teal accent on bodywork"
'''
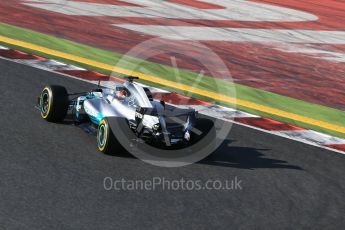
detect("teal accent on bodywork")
[89,112,104,125]
[83,91,104,125]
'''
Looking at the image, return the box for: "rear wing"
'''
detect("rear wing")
[135,106,196,146]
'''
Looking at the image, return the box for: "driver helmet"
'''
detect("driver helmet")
[116,89,128,99]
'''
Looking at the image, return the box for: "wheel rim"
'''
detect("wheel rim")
[98,124,106,149]
[40,90,50,117]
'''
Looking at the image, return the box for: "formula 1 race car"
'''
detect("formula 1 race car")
[37,76,197,154]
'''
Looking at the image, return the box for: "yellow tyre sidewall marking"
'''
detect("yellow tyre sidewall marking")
[41,86,52,119]
[98,119,108,152]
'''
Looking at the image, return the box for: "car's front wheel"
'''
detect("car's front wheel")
[97,118,121,155]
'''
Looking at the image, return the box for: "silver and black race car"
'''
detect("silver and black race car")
[38,76,197,154]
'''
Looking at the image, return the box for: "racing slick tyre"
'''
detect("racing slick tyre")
[97,118,121,155]
[39,85,69,122]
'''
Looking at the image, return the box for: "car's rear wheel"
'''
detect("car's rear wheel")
[97,118,121,155]
[39,85,69,122]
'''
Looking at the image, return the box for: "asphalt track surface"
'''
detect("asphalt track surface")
[0,59,344,229]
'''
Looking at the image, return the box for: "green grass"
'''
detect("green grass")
[1,22,344,138]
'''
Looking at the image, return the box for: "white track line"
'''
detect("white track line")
[230,120,345,155]
[274,130,345,145]
[15,59,87,71]
[23,0,317,21]
[116,25,345,44]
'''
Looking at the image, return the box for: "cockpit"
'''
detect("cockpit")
[114,82,153,110]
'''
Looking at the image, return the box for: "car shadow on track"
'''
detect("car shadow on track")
[104,140,302,171]
[68,116,301,170]
[199,140,302,170]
